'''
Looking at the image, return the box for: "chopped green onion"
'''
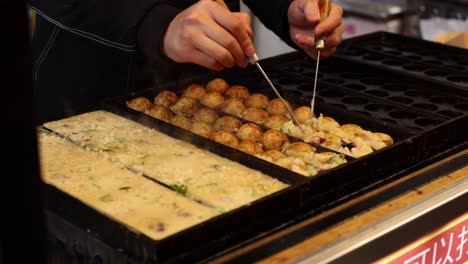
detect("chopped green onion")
[170,183,188,195]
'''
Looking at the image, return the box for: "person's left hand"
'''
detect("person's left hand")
[288,0,344,59]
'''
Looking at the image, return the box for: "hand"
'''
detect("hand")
[163,0,255,71]
[288,0,344,59]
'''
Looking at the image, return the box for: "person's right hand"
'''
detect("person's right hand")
[162,0,255,71]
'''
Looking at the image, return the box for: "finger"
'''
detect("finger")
[303,46,318,59]
[294,32,315,48]
[201,19,248,67]
[210,4,255,57]
[234,12,253,37]
[193,33,235,68]
[315,3,343,37]
[191,49,225,71]
[323,23,344,49]
[319,47,337,58]
[303,0,320,23]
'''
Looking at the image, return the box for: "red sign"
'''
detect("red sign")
[375,212,468,264]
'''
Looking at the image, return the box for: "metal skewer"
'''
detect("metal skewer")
[214,0,305,132]
[310,0,331,117]
[310,38,324,117]
[249,55,304,130]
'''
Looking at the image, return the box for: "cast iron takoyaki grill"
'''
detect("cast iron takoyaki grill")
[41,32,468,263]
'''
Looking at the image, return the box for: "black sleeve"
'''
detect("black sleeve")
[29,0,200,85]
[243,0,301,50]
[31,0,197,51]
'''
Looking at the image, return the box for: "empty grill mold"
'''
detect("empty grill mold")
[335,31,468,91]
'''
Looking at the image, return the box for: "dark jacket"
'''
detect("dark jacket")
[30,0,299,121]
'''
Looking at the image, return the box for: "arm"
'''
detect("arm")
[29,0,174,51]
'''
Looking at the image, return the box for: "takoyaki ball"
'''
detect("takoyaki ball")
[374,132,393,146]
[283,142,316,160]
[193,107,220,124]
[260,129,289,151]
[241,108,269,124]
[169,97,199,117]
[154,90,178,107]
[245,93,269,109]
[147,105,172,122]
[322,133,342,151]
[225,85,250,101]
[236,123,263,141]
[266,98,292,117]
[257,150,287,162]
[169,115,192,130]
[212,131,239,148]
[127,97,152,112]
[190,121,214,138]
[275,157,306,172]
[237,140,264,155]
[316,114,340,132]
[183,83,206,100]
[206,78,230,94]
[294,106,313,124]
[214,116,242,133]
[263,115,289,129]
[220,98,246,117]
[339,124,363,138]
[200,91,225,109]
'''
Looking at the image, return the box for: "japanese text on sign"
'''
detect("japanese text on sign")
[375,213,468,264]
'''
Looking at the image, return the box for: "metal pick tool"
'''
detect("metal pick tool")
[310,38,325,117]
[214,0,304,131]
[249,55,304,131]
[310,0,331,117]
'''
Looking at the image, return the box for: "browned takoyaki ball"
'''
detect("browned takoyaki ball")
[260,129,289,151]
[206,78,230,94]
[212,131,239,148]
[340,124,363,136]
[293,106,313,123]
[225,85,250,101]
[259,150,287,161]
[147,105,172,122]
[169,115,192,130]
[241,108,269,124]
[283,142,316,159]
[237,140,264,155]
[263,115,289,129]
[214,116,242,133]
[170,97,199,117]
[183,83,206,100]
[322,133,342,150]
[266,98,292,116]
[236,123,263,141]
[200,91,225,109]
[193,107,220,124]
[220,98,246,117]
[127,97,152,112]
[154,90,178,107]
[190,121,215,138]
[245,93,270,109]
[374,132,394,146]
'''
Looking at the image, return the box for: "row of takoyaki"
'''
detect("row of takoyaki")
[127,78,393,160]
[126,80,348,176]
